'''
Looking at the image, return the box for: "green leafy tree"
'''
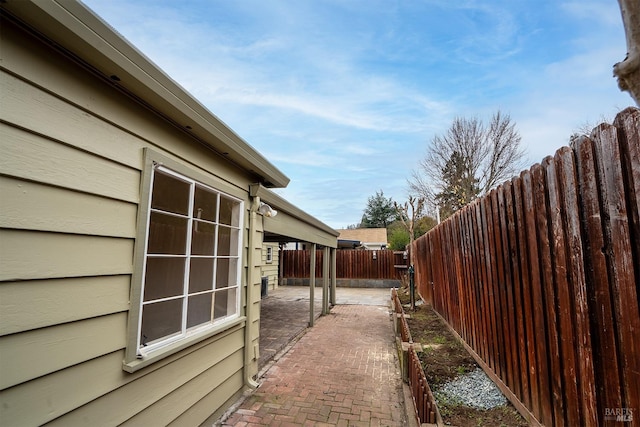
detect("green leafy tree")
[361,190,396,228]
[387,224,410,250]
[414,215,437,236]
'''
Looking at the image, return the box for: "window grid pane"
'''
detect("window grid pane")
[140,166,242,352]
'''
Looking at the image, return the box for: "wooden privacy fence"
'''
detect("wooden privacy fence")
[391,289,437,425]
[412,107,640,427]
[281,249,407,279]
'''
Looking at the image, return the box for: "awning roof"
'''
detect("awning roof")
[250,184,339,248]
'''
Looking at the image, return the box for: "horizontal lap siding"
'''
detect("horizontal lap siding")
[0,330,244,427]
[0,17,251,426]
[0,229,133,281]
[411,108,640,426]
[0,276,130,336]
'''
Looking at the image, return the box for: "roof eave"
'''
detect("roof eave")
[1,0,290,188]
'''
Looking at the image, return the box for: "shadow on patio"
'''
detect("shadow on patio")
[258,285,393,370]
[258,286,323,369]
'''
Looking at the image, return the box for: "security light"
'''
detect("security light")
[258,202,278,217]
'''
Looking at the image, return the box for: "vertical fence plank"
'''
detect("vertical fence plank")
[474,201,490,366]
[498,185,518,395]
[521,170,552,425]
[513,176,538,416]
[613,109,640,420]
[556,146,598,425]
[544,155,581,426]
[614,108,640,286]
[504,180,528,408]
[461,208,478,355]
[487,190,506,382]
[534,160,567,427]
[575,136,623,424]
[592,122,640,418]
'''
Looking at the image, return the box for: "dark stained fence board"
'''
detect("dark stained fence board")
[512,177,536,414]
[592,122,640,417]
[410,108,640,426]
[487,190,505,381]
[521,168,554,426]
[555,146,597,426]
[533,161,566,427]
[574,136,623,425]
[613,109,640,418]
[282,248,407,280]
[504,180,528,408]
[543,155,580,426]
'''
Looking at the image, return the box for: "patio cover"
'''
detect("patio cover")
[249,184,339,248]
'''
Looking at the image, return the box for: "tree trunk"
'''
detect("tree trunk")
[615,0,640,106]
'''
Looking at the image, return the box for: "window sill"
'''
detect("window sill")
[123,316,246,373]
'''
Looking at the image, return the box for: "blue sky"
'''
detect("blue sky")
[83,0,633,229]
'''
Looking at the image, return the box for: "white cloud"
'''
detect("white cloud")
[82,0,633,228]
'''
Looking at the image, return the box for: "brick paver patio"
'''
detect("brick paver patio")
[222,303,409,426]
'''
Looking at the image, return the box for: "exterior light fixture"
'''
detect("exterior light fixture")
[372,250,377,260]
[258,202,278,217]
[403,251,408,260]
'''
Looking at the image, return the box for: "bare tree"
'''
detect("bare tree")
[614,0,640,106]
[409,111,526,219]
[569,115,612,144]
[394,196,425,267]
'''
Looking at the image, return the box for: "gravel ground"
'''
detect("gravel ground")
[436,368,508,410]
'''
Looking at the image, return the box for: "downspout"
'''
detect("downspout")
[244,195,261,389]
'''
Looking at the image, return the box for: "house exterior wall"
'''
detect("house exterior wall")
[0,16,260,426]
[261,243,280,291]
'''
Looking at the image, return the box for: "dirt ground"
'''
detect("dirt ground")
[397,288,527,427]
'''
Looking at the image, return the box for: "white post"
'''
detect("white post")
[322,246,330,315]
[330,248,337,306]
[309,243,316,327]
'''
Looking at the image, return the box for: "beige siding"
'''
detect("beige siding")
[0,328,244,426]
[261,242,280,290]
[0,276,130,336]
[0,15,256,426]
[0,230,133,281]
[167,371,244,427]
[0,123,141,203]
[0,313,127,389]
[44,334,244,427]
[0,176,138,238]
[120,353,243,426]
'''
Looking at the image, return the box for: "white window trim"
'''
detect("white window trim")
[124,149,247,372]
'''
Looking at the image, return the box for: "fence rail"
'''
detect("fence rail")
[391,289,412,343]
[409,347,437,424]
[412,107,640,426]
[281,249,407,279]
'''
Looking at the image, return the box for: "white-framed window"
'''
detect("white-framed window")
[266,246,273,264]
[137,164,243,355]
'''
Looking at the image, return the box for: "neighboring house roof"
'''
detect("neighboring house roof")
[335,228,387,246]
[2,0,289,188]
